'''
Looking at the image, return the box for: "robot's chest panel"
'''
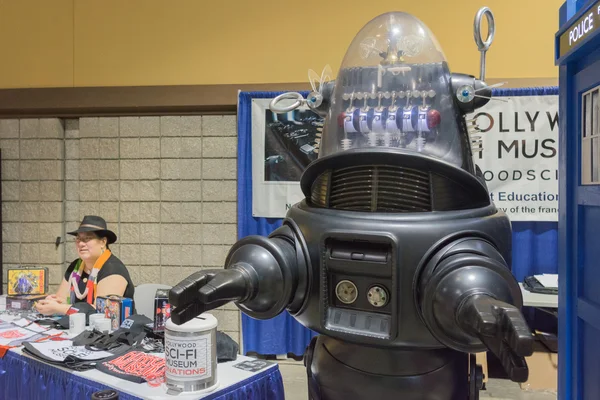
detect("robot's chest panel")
[322,238,395,340]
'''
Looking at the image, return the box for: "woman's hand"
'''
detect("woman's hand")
[45,294,64,303]
[35,299,69,316]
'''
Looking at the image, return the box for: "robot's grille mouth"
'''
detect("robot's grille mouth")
[309,163,489,212]
[312,165,432,212]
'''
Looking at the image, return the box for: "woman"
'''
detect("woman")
[35,215,135,316]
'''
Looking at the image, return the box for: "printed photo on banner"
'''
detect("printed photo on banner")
[250,93,559,222]
[263,108,321,181]
[251,98,323,218]
[467,95,559,222]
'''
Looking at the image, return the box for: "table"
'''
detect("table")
[0,347,285,400]
[519,282,559,318]
[519,283,559,309]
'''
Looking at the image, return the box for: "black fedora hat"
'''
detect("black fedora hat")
[68,215,117,244]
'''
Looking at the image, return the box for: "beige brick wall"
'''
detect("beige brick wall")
[1,118,65,296]
[1,115,241,345]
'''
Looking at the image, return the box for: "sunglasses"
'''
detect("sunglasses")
[75,235,98,243]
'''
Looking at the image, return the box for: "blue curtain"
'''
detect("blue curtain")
[237,91,318,357]
[237,87,559,356]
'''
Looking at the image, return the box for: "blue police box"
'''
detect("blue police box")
[556,1,600,399]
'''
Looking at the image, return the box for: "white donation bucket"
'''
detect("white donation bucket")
[164,313,219,393]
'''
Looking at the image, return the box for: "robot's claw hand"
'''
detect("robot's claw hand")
[459,295,534,383]
[169,268,251,325]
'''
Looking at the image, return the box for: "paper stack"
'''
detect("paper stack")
[533,274,558,289]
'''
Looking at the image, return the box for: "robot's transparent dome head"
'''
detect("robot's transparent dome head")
[343,12,446,68]
[318,12,469,169]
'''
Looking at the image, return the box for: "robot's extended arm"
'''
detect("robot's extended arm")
[418,237,534,382]
[169,224,307,325]
[458,295,532,382]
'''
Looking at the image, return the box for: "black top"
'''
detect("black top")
[64,254,135,300]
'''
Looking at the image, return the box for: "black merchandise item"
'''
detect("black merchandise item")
[113,314,153,337]
[71,328,143,353]
[64,255,135,300]
[74,319,163,354]
[217,331,239,362]
[72,329,108,346]
[92,389,120,400]
[232,359,274,372]
[86,330,144,352]
[523,275,559,295]
[112,314,164,353]
[35,316,63,327]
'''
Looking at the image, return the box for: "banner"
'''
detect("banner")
[467,95,559,222]
[251,94,558,221]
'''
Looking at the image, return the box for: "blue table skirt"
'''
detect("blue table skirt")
[0,350,286,400]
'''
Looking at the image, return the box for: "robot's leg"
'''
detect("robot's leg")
[469,354,484,400]
[304,335,475,400]
[304,336,320,400]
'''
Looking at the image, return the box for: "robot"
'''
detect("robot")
[169,8,534,400]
